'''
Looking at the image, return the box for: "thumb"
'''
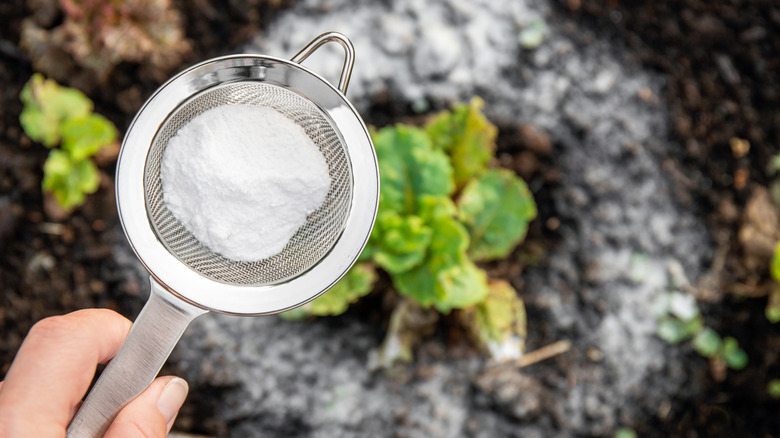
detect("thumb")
[104,376,188,438]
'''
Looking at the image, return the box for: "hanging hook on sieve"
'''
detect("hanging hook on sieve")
[291,31,355,95]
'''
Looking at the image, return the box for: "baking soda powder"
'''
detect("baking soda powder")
[160,104,330,262]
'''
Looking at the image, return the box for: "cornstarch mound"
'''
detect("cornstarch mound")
[160,104,330,262]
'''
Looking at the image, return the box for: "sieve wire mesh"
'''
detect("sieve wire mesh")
[144,82,353,285]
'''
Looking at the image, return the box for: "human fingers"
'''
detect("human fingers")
[104,376,188,438]
[0,309,131,436]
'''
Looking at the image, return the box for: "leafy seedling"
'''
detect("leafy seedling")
[655,290,748,371]
[720,337,748,370]
[19,74,117,211]
[20,73,92,147]
[692,328,721,358]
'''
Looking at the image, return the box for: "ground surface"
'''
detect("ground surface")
[1,0,779,437]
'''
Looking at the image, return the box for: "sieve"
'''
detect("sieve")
[66,32,379,438]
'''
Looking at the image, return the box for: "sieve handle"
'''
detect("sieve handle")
[66,278,207,438]
[291,31,355,94]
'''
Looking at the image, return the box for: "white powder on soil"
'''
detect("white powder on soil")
[160,104,330,262]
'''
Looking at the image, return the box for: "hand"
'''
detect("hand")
[0,309,188,437]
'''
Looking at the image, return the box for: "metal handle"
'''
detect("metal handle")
[67,278,207,438]
[291,31,355,94]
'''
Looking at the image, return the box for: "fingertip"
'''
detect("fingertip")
[158,377,188,430]
[105,376,188,438]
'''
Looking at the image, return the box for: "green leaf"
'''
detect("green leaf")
[772,242,780,283]
[720,337,748,370]
[392,258,442,307]
[458,169,537,261]
[434,258,489,313]
[372,125,455,214]
[281,263,377,319]
[460,280,526,359]
[392,200,467,306]
[418,194,458,222]
[682,315,704,337]
[724,349,748,370]
[372,211,432,274]
[61,113,118,160]
[767,155,780,176]
[768,379,780,399]
[425,97,497,186]
[614,428,638,438]
[766,285,780,324]
[42,150,100,209]
[518,18,548,50]
[19,107,60,148]
[73,158,101,194]
[19,74,93,147]
[392,198,488,313]
[668,291,700,321]
[657,316,700,344]
[692,328,721,358]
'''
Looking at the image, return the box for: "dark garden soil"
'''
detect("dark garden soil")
[0,0,779,436]
[569,0,780,436]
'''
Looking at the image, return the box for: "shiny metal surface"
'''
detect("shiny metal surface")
[117,41,378,316]
[68,279,207,438]
[146,82,353,285]
[66,32,379,438]
[291,31,354,94]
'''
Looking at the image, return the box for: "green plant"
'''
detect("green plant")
[283,98,537,363]
[518,18,548,50]
[614,428,638,438]
[654,291,747,371]
[282,263,377,319]
[768,243,780,323]
[768,379,780,399]
[20,74,117,210]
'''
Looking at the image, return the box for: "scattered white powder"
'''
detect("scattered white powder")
[160,104,330,262]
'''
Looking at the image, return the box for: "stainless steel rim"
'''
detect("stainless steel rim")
[116,47,378,316]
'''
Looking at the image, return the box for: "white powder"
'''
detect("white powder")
[160,104,330,262]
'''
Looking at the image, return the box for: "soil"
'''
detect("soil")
[568,1,780,435]
[0,0,779,436]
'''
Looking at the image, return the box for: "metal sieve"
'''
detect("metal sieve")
[67,32,379,438]
[146,82,353,285]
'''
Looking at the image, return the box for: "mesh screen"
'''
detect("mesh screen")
[144,82,353,285]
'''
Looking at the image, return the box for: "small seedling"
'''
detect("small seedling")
[769,243,780,323]
[519,18,548,49]
[692,328,721,358]
[20,74,117,211]
[720,337,748,370]
[655,291,747,371]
